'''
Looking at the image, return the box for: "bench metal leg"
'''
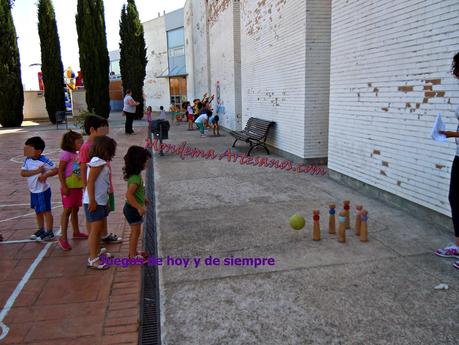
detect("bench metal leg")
[247,143,270,156]
[263,144,270,155]
[232,139,238,148]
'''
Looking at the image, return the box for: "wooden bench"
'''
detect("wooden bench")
[229,117,275,156]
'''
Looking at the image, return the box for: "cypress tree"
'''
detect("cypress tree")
[75,0,110,118]
[0,0,23,127]
[37,0,65,124]
[119,0,147,118]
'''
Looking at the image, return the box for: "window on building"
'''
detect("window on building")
[110,59,121,77]
[167,28,184,48]
[169,46,185,57]
[167,28,186,76]
[169,77,187,110]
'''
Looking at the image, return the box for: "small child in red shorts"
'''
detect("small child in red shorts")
[58,130,87,250]
[186,101,194,130]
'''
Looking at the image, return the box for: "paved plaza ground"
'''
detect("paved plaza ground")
[0,113,457,344]
[153,119,458,344]
[0,113,144,345]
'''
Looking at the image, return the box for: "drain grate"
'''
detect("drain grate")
[139,133,161,345]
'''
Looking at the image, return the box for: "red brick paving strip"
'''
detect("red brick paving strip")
[0,118,144,344]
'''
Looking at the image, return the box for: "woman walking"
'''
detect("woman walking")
[123,89,140,135]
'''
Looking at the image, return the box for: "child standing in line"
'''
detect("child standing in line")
[58,130,87,251]
[21,137,58,241]
[79,115,122,244]
[84,136,117,270]
[123,146,151,261]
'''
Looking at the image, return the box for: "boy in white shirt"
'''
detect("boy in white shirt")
[21,137,58,241]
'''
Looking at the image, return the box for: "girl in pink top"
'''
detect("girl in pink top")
[58,131,87,250]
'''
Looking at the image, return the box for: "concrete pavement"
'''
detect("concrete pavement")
[153,122,458,345]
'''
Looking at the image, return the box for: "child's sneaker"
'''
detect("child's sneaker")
[73,232,89,239]
[87,257,110,270]
[58,238,72,251]
[41,231,55,241]
[454,261,459,269]
[30,229,45,241]
[434,245,459,259]
[101,233,122,244]
[98,247,112,258]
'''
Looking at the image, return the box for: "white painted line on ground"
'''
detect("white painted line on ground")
[0,205,62,223]
[0,241,53,341]
[0,227,62,245]
[0,239,46,245]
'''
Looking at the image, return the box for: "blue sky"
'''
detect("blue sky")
[12,0,185,90]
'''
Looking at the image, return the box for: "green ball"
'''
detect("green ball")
[289,213,305,230]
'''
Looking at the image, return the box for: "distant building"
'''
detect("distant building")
[109,50,123,111]
[143,8,187,111]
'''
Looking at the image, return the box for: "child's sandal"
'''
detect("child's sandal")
[87,257,110,270]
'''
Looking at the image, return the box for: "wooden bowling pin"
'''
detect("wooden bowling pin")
[312,210,321,241]
[338,210,346,243]
[360,210,368,242]
[343,200,351,229]
[355,205,363,236]
[328,203,336,234]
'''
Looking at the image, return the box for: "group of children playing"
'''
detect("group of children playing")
[187,95,221,137]
[142,94,223,138]
[20,115,150,270]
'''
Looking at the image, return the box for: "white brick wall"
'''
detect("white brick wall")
[241,0,306,157]
[208,0,238,130]
[329,0,459,216]
[184,0,195,102]
[143,16,170,110]
[305,0,331,159]
[184,0,211,99]
[240,0,330,159]
[233,0,243,130]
